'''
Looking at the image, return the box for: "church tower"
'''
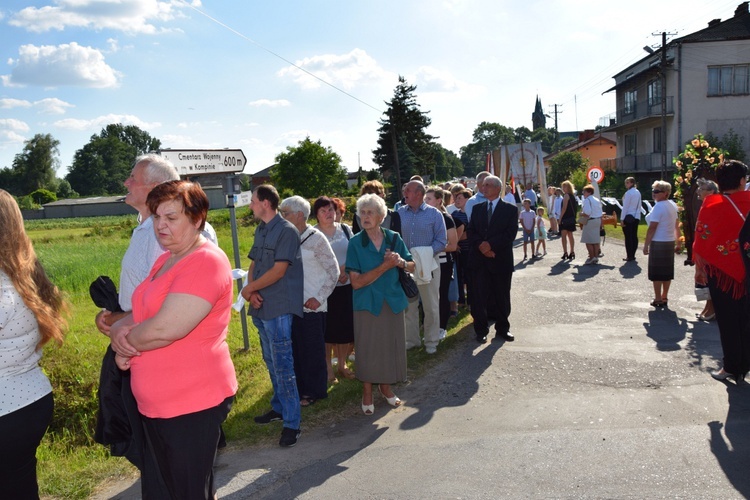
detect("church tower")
[532,95,546,130]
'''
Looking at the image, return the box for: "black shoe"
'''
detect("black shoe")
[476,334,488,343]
[495,332,515,342]
[561,253,568,260]
[254,409,283,424]
[279,427,301,447]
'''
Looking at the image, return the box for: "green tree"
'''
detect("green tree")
[373,76,435,197]
[271,137,347,198]
[66,124,161,196]
[9,133,60,195]
[55,179,78,199]
[547,151,588,187]
[705,129,746,162]
[531,127,558,152]
[459,122,515,177]
[514,126,532,144]
[431,143,463,182]
[29,188,57,205]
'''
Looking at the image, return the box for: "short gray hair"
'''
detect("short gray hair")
[356,193,387,220]
[483,175,501,188]
[280,195,310,219]
[136,153,179,184]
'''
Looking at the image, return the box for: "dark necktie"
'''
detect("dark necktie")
[488,201,493,219]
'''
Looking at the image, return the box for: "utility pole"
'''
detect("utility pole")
[548,104,563,140]
[653,31,676,180]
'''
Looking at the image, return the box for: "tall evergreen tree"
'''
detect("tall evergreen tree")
[373,76,435,199]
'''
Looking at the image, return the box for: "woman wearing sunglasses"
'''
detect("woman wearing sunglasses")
[643,181,681,307]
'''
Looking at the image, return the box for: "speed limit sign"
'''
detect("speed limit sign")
[587,166,605,184]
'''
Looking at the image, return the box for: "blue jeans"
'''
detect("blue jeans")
[252,314,301,430]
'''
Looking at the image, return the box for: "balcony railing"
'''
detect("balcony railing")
[599,96,674,129]
[600,151,673,173]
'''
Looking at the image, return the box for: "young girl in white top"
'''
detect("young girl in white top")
[534,207,547,257]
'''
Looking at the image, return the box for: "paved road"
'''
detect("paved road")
[94,235,750,499]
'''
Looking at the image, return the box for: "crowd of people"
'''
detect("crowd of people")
[2,152,750,499]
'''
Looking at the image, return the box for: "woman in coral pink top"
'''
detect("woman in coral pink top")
[110,180,236,500]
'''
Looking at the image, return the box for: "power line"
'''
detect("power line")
[178,0,383,115]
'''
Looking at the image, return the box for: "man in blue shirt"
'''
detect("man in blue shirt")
[398,181,447,354]
[242,184,304,448]
[464,171,490,221]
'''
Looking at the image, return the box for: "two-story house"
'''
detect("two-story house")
[600,2,750,186]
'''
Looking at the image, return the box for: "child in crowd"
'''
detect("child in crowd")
[519,198,536,260]
[534,207,547,257]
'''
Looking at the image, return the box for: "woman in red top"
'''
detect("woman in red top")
[693,160,750,383]
[111,180,237,499]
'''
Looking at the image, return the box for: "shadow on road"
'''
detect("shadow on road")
[618,260,642,279]
[643,308,689,351]
[709,384,750,498]
[398,326,501,431]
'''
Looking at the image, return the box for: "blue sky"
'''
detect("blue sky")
[0,0,741,178]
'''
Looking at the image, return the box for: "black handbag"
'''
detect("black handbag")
[390,234,418,298]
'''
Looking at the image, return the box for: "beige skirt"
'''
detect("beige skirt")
[353,302,407,384]
[580,217,601,244]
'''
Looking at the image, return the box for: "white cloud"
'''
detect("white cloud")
[53,114,160,131]
[0,98,32,109]
[278,48,393,90]
[34,98,75,114]
[0,130,27,149]
[8,0,187,35]
[248,99,291,108]
[0,118,31,132]
[2,43,120,88]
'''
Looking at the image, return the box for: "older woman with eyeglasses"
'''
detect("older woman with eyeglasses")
[643,180,682,307]
[346,194,415,415]
[279,196,339,406]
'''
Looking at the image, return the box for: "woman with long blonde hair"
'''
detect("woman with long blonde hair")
[0,189,67,498]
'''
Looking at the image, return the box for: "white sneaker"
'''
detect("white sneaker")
[331,357,338,365]
[439,329,447,340]
[348,353,356,362]
[425,345,437,354]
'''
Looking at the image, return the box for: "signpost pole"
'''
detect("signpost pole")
[224,174,250,351]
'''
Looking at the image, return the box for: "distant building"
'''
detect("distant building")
[532,95,547,130]
[599,2,750,185]
[249,165,273,190]
[544,130,617,171]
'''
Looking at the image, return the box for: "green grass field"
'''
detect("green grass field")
[28,210,473,499]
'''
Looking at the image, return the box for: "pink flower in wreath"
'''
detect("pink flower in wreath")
[696,224,705,233]
[728,241,739,252]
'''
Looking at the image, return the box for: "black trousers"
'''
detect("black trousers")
[0,392,53,500]
[470,267,512,337]
[622,219,639,259]
[438,260,453,330]
[141,396,233,500]
[709,277,750,376]
[292,311,329,400]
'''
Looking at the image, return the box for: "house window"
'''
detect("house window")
[647,80,662,107]
[624,134,637,156]
[653,127,662,153]
[624,90,637,114]
[708,64,750,96]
